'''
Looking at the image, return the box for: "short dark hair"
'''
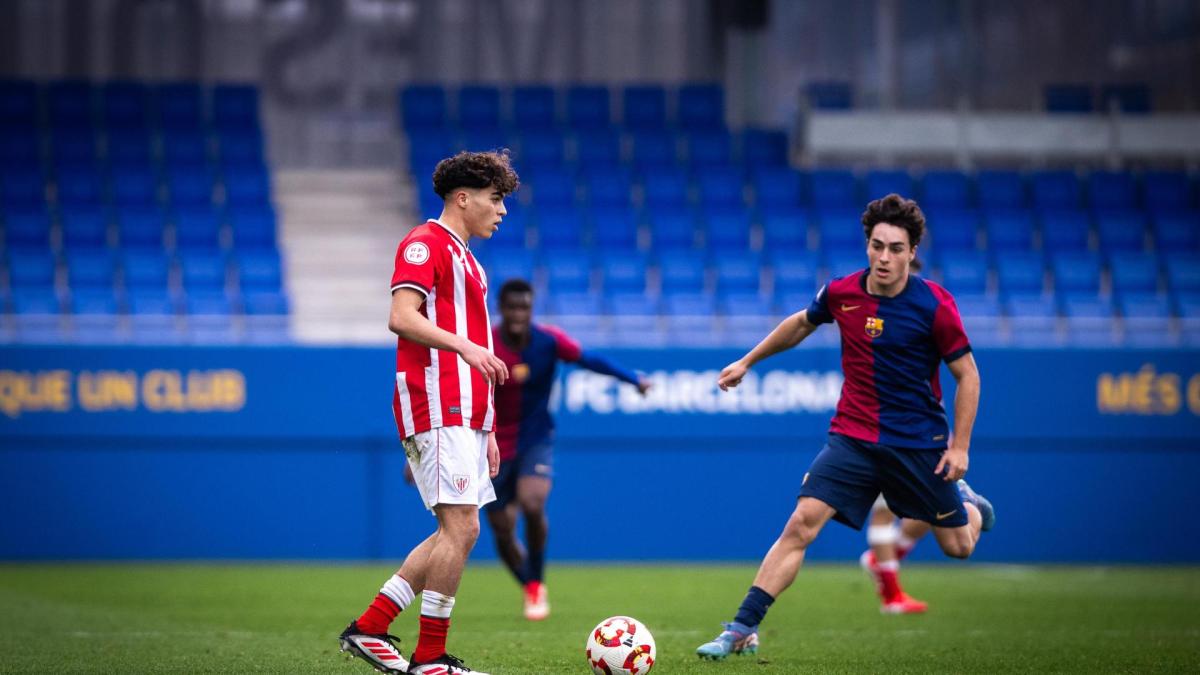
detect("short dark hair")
[861,193,925,248]
[499,278,533,304]
[432,150,520,199]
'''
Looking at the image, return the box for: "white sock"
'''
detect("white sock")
[878,559,900,572]
[897,532,916,551]
[867,524,898,546]
[380,575,415,611]
[421,590,455,619]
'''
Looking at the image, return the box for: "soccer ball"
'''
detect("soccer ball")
[585,616,656,675]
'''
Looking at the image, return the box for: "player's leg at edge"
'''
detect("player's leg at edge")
[696,496,836,660]
[516,474,552,621]
[930,479,995,561]
[859,502,930,614]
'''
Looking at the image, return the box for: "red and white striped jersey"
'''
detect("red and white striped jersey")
[390,219,495,438]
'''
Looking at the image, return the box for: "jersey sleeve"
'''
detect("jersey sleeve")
[931,289,972,363]
[390,231,442,297]
[805,283,834,325]
[540,324,583,362]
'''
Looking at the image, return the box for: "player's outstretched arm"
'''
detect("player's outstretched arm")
[718,310,819,391]
[388,288,508,384]
[935,352,980,481]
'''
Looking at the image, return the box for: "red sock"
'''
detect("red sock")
[413,616,450,663]
[876,567,903,603]
[357,593,401,634]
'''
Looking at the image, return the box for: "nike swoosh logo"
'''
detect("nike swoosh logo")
[936,510,957,520]
[840,304,860,312]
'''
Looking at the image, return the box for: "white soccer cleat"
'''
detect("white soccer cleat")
[338,620,409,673]
[523,581,550,621]
[407,653,490,674]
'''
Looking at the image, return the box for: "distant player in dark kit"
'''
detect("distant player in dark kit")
[696,193,996,661]
[487,278,651,620]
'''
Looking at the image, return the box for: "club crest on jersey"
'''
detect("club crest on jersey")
[865,316,885,338]
[452,474,471,494]
[512,363,530,383]
[404,241,430,265]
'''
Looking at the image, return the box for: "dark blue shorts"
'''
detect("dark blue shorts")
[798,433,968,530]
[484,440,554,513]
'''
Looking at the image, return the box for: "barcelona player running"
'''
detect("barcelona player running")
[696,194,995,660]
[338,151,517,675]
[487,278,650,620]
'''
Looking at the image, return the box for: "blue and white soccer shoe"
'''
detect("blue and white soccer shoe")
[957,479,996,531]
[696,622,759,660]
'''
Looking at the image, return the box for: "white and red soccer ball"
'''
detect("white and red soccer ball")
[585,616,656,675]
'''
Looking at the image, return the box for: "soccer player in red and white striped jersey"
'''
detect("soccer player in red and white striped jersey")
[339,151,519,675]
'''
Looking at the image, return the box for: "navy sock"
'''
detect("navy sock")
[732,585,775,630]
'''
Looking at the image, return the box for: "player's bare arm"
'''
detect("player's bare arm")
[935,352,980,482]
[389,288,509,384]
[486,432,500,478]
[718,310,819,391]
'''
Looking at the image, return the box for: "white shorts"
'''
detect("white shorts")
[402,426,495,512]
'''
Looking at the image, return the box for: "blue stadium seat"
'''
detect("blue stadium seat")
[102,81,149,128]
[68,287,122,339]
[10,288,65,342]
[770,252,819,294]
[65,251,117,290]
[938,252,990,295]
[953,293,1003,339]
[920,170,970,209]
[243,289,289,316]
[1109,252,1159,294]
[461,128,506,153]
[741,128,788,166]
[1061,294,1118,346]
[630,132,677,170]
[126,289,182,343]
[0,80,38,124]
[524,169,576,208]
[752,168,803,211]
[925,208,979,253]
[663,291,719,346]
[714,253,762,294]
[226,205,276,250]
[816,207,864,252]
[1044,84,1093,113]
[485,250,536,289]
[222,166,271,207]
[985,210,1035,252]
[1099,84,1151,114]
[1088,171,1136,210]
[600,256,649,294]
[1118,293,1175,347]
[217,130,265,167]
[607,293,660,343]
[1005,294,1059,346]
[48,81,95,127]
[543,252,593,294]
[173,206,224,250]
[1039,209,1091,252]
[1052,252,1102,294]
[565,85,610,130]
[60,208,110,250]
[211,84,260,130]
[824,252,865,280]
[534,206,585,250]
[162,132,212,166]
[1152,211,1199,250]
[0,127,41,170]
[242,290,290,343]
[51,127,99,167]
[591,208,640,251]
[111,167,160,207]
[121,251,170,291]
[581,166,632,207]
[2,171,47,207]
[805,81,852,110]
[976,170,1026,209]
[703,209,753,251]
[623,86,666,129]
[458,85,501,130]
[865,169,914,201]
[678,84,724,130]
[115,205,166,249]
[167,167,215,207]
[178,252,228,291]
[646,212,697,251]
[573,129,622,167]
[1164,256,1200,294]
[718,293,774,332]
[685,131,732,166]
[995,252,1046,295]
[694,166,746,209]
[1031,170,1080,210]
[154,82,205,130]
[517,131,566,169]
[641,168,689,208]
[2,208,53,249]
[809,169,857,208]
[544,291,602,318]
[234,251,283,293]
[6,250,57,289]
[399,84,447,130]
[1142,171,1192,212]
[104,125,155,168]
[512,86,556,130]
[1095,211,1147,252]
[761,213,810,252]
[658,251,707,293]
[185,290,237,343]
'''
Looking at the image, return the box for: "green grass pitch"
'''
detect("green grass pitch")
[1,563,1197,673]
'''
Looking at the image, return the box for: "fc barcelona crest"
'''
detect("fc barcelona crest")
[865,316,885,338]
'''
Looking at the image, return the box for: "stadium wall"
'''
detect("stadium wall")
[2,345,1199,563]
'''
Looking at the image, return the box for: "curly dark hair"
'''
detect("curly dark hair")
[861,193,925,248]
[431,150,520,199]
[499,278,533,304]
